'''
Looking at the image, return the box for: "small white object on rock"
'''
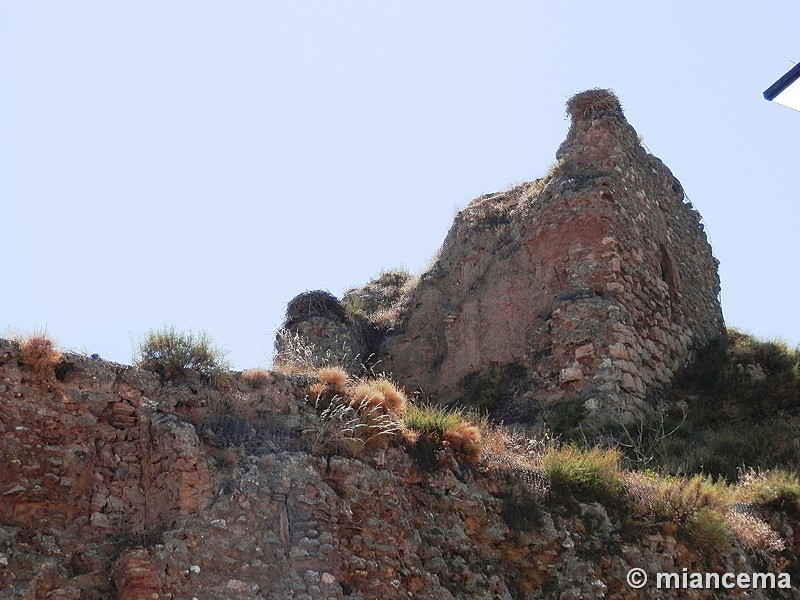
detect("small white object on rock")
[322,572,336,585]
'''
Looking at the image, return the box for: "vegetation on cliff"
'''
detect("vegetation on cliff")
[264,323,800,573]
[3,324,799,597]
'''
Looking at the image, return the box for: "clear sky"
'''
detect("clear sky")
[3,2,799,369]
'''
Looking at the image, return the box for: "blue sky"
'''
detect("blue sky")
[3,2,799,369]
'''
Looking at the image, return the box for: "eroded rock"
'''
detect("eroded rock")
[380,90,725,427]
[0,339,795,599]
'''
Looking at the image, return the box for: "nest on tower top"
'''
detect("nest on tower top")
[566,88,624,120]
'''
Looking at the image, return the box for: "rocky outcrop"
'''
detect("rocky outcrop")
[0,338,305,598]
[381,90,725,425]
[1,339,796,599]
[274,290,371,374]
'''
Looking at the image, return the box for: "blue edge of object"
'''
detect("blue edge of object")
[764,62,800,101]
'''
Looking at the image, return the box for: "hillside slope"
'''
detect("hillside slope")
[1,338,797,599]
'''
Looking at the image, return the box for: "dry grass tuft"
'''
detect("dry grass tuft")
[368,306,403,331]
[304,395,401,456]
[19,334,61,380]
[349,377,407,415]
[726,510,784,553]
[566,88,623,120]
[442,422,482,465]
[271,328,360,376]
[364,378,407,414]
[317,366,349,396]
[271,328,321,375]
[242,368,271,389]
[308,366,350,406]
[303,368,410,456]
[307,382,326,402]
[625,472,728,525]
[349,380,385,409]
[480,422,555,465]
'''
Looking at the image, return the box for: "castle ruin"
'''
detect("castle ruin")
[381,89,725,423]
[283,89,726,426]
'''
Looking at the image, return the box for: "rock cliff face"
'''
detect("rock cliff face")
[381,90,724,423]
[2,339,796,599]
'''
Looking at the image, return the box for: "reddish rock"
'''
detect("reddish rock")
[0,339,794,599]
[113,549,163,600]
[381,90,724,424]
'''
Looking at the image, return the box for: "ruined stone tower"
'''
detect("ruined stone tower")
[380,89,725,423]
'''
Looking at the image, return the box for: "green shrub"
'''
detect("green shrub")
[673,335,732,393]
[460,363,526,412]
[648,475,729,525]
[544,396,587,443]
[737,469,800,514]
[402,405,482,464]
[686,507,732,555]
[136,327,230,385]
[656,328,800,479]
[402,405,465,436]
[542,445,623,503]
[692,430,754,482]
[624,471,734,553]
[730,328,799,377]
[340,293,365,319]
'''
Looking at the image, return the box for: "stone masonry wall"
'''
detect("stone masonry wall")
[381,90,724,423]
[0,340,793,599]
[0,339,215,596]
